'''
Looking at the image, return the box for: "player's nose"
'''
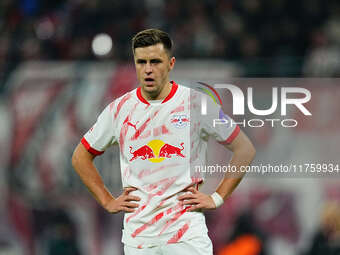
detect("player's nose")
[145,62,152,73]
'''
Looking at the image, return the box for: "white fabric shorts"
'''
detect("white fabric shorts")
[124,233,213,255]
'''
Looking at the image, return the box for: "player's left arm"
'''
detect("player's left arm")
[178,129,256,211]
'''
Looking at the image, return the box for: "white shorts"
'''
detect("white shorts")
[123,234,213,255]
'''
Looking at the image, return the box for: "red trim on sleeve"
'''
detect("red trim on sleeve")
[162,81,178,104]
[81,137,104,156]
[219,125,240,145]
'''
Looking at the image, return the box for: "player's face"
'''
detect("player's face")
[134,43,175,100]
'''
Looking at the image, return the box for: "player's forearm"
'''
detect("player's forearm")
[75,162,114,207]
[215,145,256,200]
[72,144,114,207]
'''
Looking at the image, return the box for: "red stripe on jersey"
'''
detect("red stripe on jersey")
[109,101,114,112]
[161,125,169,134]
[153,125,170,137]
[162,81,178,103]
[219,125,240,145]
[152,109,160,118]
[130,117,151,140]
[114,93,131,119]
[139,129,151,139]
[81,137,104,155]
[120,116,130,154]
[120,102,139,153]
[167,221,190,243]
[126,204,147,223]
[123,166,130,179]
[191,177,203,190]
[162,200,182,214]
[153,126,162,136]
[145,176,176,192]
[170,105,184,114]
[131,211,165,238]
[159,206,189,235]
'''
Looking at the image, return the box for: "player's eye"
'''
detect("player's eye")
[137,59,146,64]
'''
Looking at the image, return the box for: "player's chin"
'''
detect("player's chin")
[142,83,158,92]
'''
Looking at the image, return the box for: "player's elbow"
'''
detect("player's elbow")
[235,140,256,163]
[247,143,256,162]
[241,136,256,161]
[71,149,79,170]
[71,144,83,171]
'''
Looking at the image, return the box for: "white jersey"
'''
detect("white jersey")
[82,81,240,248]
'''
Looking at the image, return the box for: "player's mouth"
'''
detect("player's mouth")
[144,78,155,86]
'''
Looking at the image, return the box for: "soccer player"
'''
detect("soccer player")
[72,28,256,255]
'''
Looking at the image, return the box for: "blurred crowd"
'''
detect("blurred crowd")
[302,202,340,255]
[1,0,340,90]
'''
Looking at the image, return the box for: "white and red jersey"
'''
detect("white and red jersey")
[82,81,240,248]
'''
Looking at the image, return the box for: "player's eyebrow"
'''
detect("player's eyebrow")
[136,58,162,64]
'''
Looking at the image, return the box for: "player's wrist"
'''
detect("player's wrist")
[102,196,115,209]
[210,192,224,208]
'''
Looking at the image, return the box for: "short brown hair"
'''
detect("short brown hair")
[132,29,173,56]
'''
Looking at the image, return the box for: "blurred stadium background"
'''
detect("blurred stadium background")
[1,0,340,254]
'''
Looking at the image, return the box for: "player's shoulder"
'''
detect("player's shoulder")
[106,88,138,108]
[176,83,206,101]
[188,83,222,111]
[175,82,220,107]
[100,88,138,119]
[176,82,207,97]
[175,82,191,96]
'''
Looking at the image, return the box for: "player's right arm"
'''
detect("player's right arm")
[72,143,140,213]
[72,102,140,213]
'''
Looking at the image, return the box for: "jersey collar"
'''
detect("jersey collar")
[136,81,178,105]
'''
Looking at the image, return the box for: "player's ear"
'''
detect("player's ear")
[169,57,176,71]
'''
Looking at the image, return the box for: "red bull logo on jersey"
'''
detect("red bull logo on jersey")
[129,145,155,161]
[171,115,190,128]
[129,139,185,163]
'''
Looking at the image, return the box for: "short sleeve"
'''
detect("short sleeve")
[201,97,240,144]
[82,103,117,155]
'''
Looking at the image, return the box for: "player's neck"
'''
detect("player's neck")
[142,81,172,101]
